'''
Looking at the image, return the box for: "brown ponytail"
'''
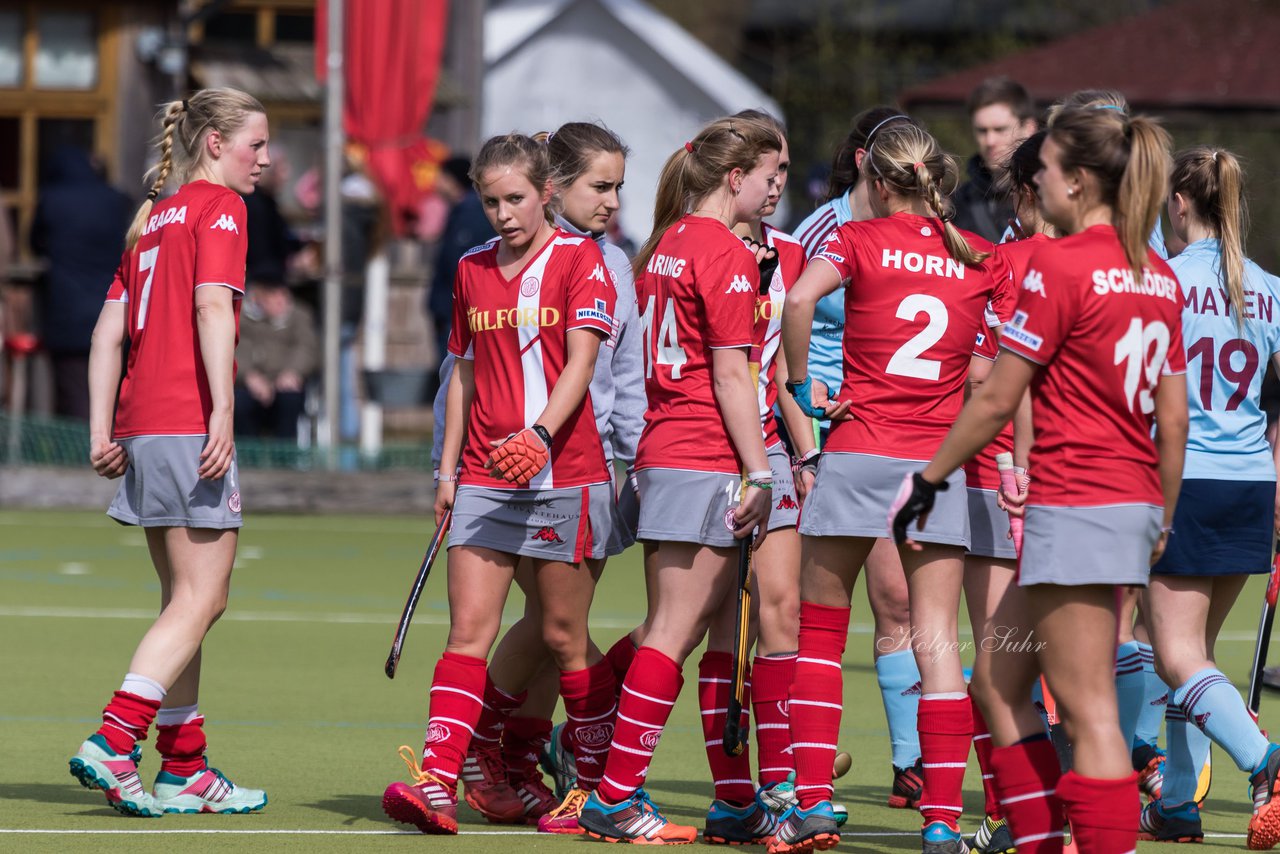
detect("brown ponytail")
[634,115,782,278]
[863,123,990,267]
[1172,146,1249,329]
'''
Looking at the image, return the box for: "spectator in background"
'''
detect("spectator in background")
[235,281,319,439]
[30,146,132,419]
[951,76,1037,242]
[425,155,493,372]
[242,151,300,285]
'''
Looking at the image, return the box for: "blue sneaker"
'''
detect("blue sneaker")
[538,722,576,801]
[922,820,970,854]
[1139,800,1203,843]
[579,789,698,844]
[767,801,840,854]
[703,792,778,845]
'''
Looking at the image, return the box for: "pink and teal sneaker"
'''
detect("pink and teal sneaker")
[152,764,267,814]
[69,734,162,817]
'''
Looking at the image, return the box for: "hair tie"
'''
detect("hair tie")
[684,141,694,154]
[913,161,925,171]
[547,131,555,143]
[1092,104,1125,112]
[1211,150,1220,162]
[147,189,159,201]
[181,99,189,112]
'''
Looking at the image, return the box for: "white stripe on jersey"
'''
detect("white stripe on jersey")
[520,245,556,489]
[798,209,838,258]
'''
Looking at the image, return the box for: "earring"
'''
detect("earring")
[1066,187,1076,198]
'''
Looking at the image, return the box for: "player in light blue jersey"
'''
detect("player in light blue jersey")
[1141,147,1280,848]
[790,107,932,812]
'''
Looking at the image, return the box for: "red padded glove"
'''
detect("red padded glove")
[486,426,551,486]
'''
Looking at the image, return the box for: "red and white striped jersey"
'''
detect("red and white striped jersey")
[635,215,759,475]
[814,212,998,460]
[448,229,616,489]
[104,180,247,439]
[1000,224,1187,506]
[756,223,806,448]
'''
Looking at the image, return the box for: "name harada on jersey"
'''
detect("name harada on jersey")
[467,305,561,333]
[142,205,188,236]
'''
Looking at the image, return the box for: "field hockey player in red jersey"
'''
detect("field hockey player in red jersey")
[574,114,782,845]
[70,88,271,818]
[381,132,618,835]
[892,104,1186,854]
[777,121,999,854]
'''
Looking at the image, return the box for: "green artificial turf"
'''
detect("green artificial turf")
[0,509,1269,852]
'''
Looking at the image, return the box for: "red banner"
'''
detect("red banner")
[316,0,450,235]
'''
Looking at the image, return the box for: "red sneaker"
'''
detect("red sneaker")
[510,765,558,824]
[462,743,526,823]
[382,746,458,835]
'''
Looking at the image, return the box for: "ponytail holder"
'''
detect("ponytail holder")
[181,99,189,111]
[913,161,925,171]
[684,141,695,154]
[1211,150,1220,162]
[547,131,555,143]
[1093,104,1126,112]
[146,189,159,201]
[940,208,955,223]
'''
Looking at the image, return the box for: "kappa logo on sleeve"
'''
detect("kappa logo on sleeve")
[1022,269,1046,297]
[588,263,607,284]
[725,274,753,294]
[211,214,240,234]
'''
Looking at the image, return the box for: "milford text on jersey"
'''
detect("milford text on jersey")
[881,248,967,279]
[467,305,561,333]
[142,205,187,235]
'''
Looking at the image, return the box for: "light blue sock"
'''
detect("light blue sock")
[1116,640,1145,749]
[1175,667,1270,773]
[875,649,921,768]
[1162,698,1210,807]
[1133,642,1168,749]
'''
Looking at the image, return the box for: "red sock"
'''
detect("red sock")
[561,658,618,792]
[1056,770,1139,854]
[918,695,973,828]
[604,634,639,696]
[422,652,487,788]
[752,653,796,787]
[597,647,682,803]
[503,716,551,783]
[970,693,1000,819]
[473,674,526,751]
[156,715,207,777]
[990,736,1064,853]
[97,691,162,755]
[699,651,755,805]
[790,602,849,809]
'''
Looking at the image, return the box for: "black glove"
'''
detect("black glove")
[743,238,780,293]
[889,472,949,545]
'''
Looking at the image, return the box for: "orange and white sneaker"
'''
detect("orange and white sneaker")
[461,742,525,823]
[538,786,588,834]
[579,788,699,844]
[511,765,558,825]
[382,746,459,835]
[1248,744,1280,850]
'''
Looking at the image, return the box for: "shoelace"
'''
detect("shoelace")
[397,745,451,791]
[547,787,588,818]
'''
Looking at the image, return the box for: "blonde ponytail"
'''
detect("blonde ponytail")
[1172,146,1249,329]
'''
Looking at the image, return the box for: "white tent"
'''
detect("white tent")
[485,0,787,246]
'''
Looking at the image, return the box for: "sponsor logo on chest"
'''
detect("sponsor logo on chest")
[467,305,561,333]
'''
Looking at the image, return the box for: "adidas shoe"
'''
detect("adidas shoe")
[1139,800,1203,843]
[537,786,587,834]
[538,721,577,801]
[889,758,924,809]
[922,820,970,854]
[759,780,798,817]
[510,764,558,824]
[579,788,698,844]
[767,801,841,854]
[1133,741,1166,801]
[461,742,525,823]
[69,734,162,818]
[152,763,266,814]
[703,794,778,845]
[381,745,458,835]
[967,814,1015,853]
[1248,743,1280,850]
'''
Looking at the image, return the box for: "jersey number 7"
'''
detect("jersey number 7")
[137,247,160,330]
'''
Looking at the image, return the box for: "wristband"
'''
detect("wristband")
[745,478,773,490]
[531,424,552,448]
[747,470,772,481]
[437,471,459,483]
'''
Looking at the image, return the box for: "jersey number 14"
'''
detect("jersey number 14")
[641,295,689,379]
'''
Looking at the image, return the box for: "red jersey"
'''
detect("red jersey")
[105,181,246,439]
[814,212,998,460]
[999,225,1186,506]
[635,215,759,474]
[448,230,615,489]
[964,235,1045,490]
[757,223,806,448]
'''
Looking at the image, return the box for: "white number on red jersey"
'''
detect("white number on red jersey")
[886,293,949,381]
[1114,317,1171,414]
[640,295,689,380]
[137,247,160,330]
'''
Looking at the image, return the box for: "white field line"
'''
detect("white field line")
[0,828,1252,838]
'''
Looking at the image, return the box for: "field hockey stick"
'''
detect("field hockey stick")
[1247,544,1280,724]
[385,509,452,679]
[724,533,752,757]
[994,452,1023,554]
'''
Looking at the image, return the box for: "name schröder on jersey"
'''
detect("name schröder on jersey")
[725,274,753,294]
[211,213,241,234]
[1090,265,1178,301]
[142,205,187,235]
[575,299,614,327]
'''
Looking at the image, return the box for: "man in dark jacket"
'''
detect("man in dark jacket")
[951,77,1037,242]
[425,156,493,371]
[30,146,131,420]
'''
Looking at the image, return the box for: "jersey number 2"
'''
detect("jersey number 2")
[640,295,688,379]
[886,294,948,381]
[137,246,160,330]
[1114,317,1171,414]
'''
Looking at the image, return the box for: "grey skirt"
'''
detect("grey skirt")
[108,435,242,529]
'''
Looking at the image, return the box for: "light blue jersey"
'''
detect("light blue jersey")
[793,193,853,396]
[1172,238,1280,480]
